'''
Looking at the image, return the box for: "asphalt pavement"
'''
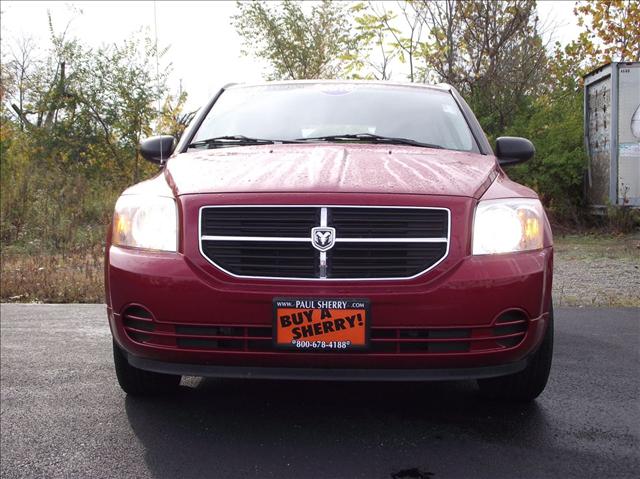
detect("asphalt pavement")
[1,304,638,479]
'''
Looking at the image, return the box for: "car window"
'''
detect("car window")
[192,83,479,152]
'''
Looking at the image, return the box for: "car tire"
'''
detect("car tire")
[477,305,554,402]
[112,340,181,396]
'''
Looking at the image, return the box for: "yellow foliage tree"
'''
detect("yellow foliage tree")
[574,0,640,63]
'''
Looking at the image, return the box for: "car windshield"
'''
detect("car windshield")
[191,83,479,152]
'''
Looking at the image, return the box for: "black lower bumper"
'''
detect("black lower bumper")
[127,354,528,382]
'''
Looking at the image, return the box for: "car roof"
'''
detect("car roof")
[225,79,452,93]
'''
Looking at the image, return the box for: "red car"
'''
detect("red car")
[106,81,553,401]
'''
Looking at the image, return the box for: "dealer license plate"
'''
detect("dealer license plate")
[273,298,369,350]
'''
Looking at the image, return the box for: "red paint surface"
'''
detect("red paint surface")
[106,143,554,371]
[162,144,497,198]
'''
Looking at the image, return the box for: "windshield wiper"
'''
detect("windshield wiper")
[296,133,443,149]
[189,135,302,149]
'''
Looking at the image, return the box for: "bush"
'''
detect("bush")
[0,127,121,253]
[605,205,640,234]
[505,88,587,225]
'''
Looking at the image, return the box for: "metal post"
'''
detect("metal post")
[610,63,619,205]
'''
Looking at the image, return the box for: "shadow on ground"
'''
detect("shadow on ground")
[125,379,549,478]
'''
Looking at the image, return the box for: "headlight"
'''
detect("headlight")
[472,198,544,255]
[112,195,177,252]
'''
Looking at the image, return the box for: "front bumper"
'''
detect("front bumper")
[125,352,529,381]
[106,241,553,371]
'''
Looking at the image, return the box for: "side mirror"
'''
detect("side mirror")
[140,135,176,164]
[495,137,535,166]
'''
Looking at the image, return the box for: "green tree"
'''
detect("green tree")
[156,89,196,140]
[507,84,587,222]
[1,15,172,249]
[83,36,169,183]
[4,19,169,182]
[233,0,356,80]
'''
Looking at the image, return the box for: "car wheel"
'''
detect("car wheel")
[477,305,554,402]
[112,340,181,396]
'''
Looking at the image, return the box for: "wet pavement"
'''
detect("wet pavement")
[1,304,638,478]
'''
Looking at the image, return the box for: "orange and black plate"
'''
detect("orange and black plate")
[273,298,370,351]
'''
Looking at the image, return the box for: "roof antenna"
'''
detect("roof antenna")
[153,0,165,165]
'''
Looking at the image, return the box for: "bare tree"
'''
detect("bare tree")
[409,0,548,133]
[414,0,459,84]
[368,1,425,82]
[349,2,398,80]
[7,36,38,130]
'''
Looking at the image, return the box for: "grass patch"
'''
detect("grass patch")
[554,233,639,259]
[1,247,104,303]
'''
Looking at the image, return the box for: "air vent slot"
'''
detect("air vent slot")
[493,311,528,348]
[122,305,155,344]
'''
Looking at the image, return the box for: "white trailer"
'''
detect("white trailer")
[584,62,640,207]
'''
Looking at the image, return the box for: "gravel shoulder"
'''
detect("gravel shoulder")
[553,234,640,307]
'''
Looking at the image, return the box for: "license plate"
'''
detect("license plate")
[273,298,369,350]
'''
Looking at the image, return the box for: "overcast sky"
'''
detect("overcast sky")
[1,1,582,110]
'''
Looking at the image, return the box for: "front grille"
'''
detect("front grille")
[331,207,448,238]
[330,242,447,279]
[201,207,318,237]
[122,313,528,355]
[200,206,449,280]
[201,240,317,278]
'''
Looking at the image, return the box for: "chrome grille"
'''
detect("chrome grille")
[199,206,449,280]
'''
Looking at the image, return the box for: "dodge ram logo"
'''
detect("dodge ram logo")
[311,227,336,251]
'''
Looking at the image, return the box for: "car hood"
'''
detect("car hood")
[164,143,497,198]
